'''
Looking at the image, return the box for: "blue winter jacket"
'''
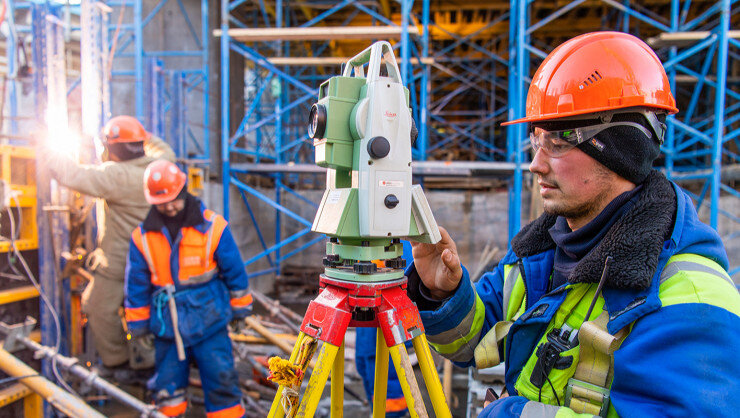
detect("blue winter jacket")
[408,171,740,417]
[124,197,251,346]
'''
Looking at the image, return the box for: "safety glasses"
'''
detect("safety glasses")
[530,119,656,158]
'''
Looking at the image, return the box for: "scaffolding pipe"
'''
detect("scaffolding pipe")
[0,346,105,418]
[8,336,166,418]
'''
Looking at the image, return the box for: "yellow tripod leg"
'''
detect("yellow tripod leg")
[269,332,307,418]
[413,334,452,418]
[373,330,389,418]
[296,343,341,417]
[389,343,429,418]
[330,342,344,418]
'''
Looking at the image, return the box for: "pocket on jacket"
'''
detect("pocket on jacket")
[177,281,229,345]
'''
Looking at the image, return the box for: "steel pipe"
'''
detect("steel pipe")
[0,347,105,418]
[15,336,166,418]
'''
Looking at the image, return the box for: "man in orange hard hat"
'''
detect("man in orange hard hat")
[406,32,739,416]
[41,116,175,380]
[124,160,251,417]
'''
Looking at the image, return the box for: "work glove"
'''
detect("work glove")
[85,248,109,271]
[229,318,247,335]
[128,325,150,339]
[128,333,155,370]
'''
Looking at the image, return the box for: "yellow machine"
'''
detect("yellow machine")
[186,165,207,198]
[0,145,38,253]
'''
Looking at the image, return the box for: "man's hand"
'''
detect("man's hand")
[410,226,463,299]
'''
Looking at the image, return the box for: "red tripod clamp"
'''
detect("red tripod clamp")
[300,275,425,347]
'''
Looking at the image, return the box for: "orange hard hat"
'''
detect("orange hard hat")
[143,160,187,205]
[103,115,150,144]
[503,31,678,126]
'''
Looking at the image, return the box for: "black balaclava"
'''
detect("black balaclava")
[577,113,663,184]
[536,112,664,184]
[107,141,145,161]
[162,188,190,240]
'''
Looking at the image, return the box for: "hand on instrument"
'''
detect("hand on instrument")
[410,226,463,299]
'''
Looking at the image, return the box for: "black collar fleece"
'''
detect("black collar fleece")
[142,193,205,233]
[510,170,677,290]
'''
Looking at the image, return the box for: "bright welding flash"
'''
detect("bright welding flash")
[46,130,82,159]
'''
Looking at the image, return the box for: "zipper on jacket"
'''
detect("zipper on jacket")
[170,232,184,289]
[541,283,569,299]
[518,259,529,310]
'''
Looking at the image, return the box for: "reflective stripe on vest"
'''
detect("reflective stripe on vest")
[177,210,227,284]
[660,258,733,287]
[473,263,525,369]
[427,293,486,363]
[124,305,151,322]
[205,403,246,418]
[503,263,519,320]
[502,263,528,321]
[386,397,407,412]
[230,292,253,309]
[659,254,740,315]
[521,401,561,417]
[132,227,173,287]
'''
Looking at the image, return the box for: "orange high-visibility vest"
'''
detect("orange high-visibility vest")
[131,209,227,287]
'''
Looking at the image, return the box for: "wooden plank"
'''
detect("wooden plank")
[267,56,435,66]
[0,286,39,305]
[648,30,740,47]
[213,25,420,42]
[229,333,298,345]
[230,161,528,176]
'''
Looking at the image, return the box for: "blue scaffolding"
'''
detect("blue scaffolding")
[221,0,739,280]
[220,0,431,279]
[427,8,510,163]
[107,0,211,163]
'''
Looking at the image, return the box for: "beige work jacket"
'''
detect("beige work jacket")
[43,136,175,281]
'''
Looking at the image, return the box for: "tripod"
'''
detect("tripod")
[267,275,451,418]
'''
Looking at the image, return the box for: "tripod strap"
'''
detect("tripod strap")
[566,311,627,417]
[473,320,513,369]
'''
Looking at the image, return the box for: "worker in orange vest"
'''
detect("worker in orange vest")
[124,160,251,417]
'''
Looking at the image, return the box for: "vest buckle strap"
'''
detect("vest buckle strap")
[564,377,610,418]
